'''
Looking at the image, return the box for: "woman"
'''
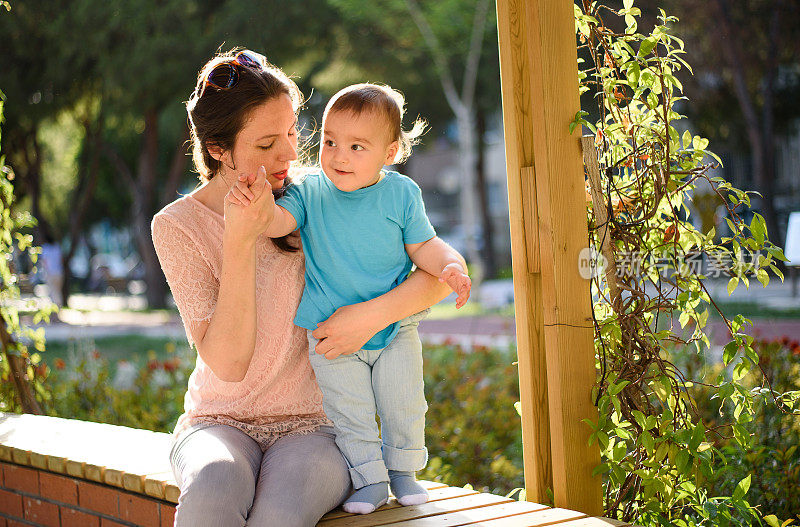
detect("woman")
[151,49,449,526]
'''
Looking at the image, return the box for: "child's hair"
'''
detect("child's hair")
[323,83,426,165]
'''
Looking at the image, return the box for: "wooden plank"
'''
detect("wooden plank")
[321,485,478,522]
[528,1,602,514]
[318,493,512,527]
[420,481,450,491]
[521,167,541,275]
[556,517,630,527]
[379,500,549,526]
[496,0,603,514]
[496,0,552,505]
[471,507,586,526]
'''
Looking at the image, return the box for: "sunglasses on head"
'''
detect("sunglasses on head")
[199,50,267,97]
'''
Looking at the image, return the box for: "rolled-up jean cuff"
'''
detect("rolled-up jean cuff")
[382,444,428,472]
[349,459,390,489]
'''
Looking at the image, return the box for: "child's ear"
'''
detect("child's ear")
[384,141,400,165]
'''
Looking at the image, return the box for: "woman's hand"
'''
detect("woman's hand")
[223,166,276,241]
[311,304,385,360]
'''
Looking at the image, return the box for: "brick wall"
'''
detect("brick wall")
[0,462,175,527]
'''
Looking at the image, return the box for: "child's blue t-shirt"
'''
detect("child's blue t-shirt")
[276,169,436,350]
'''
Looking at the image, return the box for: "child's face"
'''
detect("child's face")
[320,109,399,192]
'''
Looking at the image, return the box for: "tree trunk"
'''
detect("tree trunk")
[759,1,782,244]
[402,0,489,290]
[160,123,191,207]
[0,319,43,414]
[712,0,781,243]
[456,108,483,287]
[134,108,168,308]
[17,131,56,242]
[475,108,497,279]
[103,109,169,308]
[62,119,102,306]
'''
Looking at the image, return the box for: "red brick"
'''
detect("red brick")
[77,480,118,516]
[0,516,6,527]
[23,496,59,527]
[0,488,23,517]
[160,503,176,527]
[120,493,159,526]
[101,519,129,527]
[9,520,30,527]
[61,505,101,527]
[3,464,38,494]
[40,472,78,505]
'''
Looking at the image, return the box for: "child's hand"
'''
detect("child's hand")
[223,166,276,235]
[225,170,261,207]
[439,263,471,309]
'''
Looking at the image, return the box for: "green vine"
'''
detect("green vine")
[574,1,795,525]
[0,90,56,414]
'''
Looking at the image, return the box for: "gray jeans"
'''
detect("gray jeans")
[169,424,351,526]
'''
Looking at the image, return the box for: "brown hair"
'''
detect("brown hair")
[323,83,426,164]
[186,49,302,252]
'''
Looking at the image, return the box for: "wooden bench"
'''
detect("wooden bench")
[0,413,631,526]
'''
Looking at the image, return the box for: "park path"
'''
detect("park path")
[36,309,799,347]
[33,277,800,346]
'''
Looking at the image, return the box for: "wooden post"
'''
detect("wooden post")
[496,0,603,515]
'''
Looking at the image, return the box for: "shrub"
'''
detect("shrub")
[684,337,800,521]
[421,343,523,494]
[47,340,192,432]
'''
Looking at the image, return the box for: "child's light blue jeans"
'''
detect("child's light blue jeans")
[307,311,429,490]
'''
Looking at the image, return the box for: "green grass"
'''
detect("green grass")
[39,335,191,372]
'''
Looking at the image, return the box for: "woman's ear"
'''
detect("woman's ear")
[207,143,225,162]
[384,141,400,165]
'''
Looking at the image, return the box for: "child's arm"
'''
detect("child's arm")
[265,206,297,238]
[226,170,297,237]
[406,236,471,308]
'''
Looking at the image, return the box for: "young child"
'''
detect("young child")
[228,83,471,514]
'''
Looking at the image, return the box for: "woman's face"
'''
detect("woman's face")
[219,94,299,191]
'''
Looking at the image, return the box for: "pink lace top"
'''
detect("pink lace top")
[151,195,329,447]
